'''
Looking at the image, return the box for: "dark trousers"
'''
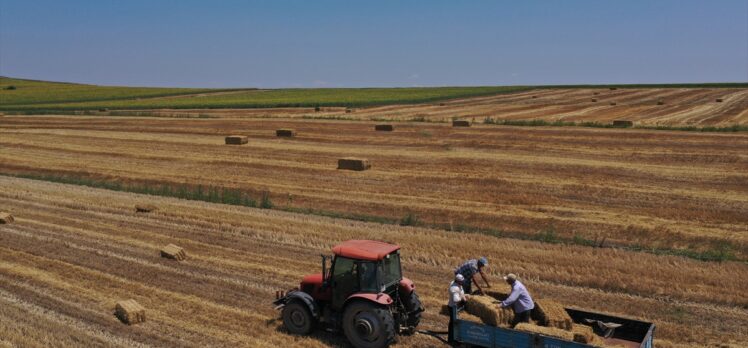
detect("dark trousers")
[448,306,457,343]
[463,277,473,294]
[511,309,531,327]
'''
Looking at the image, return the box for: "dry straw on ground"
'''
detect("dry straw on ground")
[374,124,394,131]
[224,135,248,145]
[533,299,573,330]
[161,244,186,261]
[276,129,296,137]
[115,299,146,325]
[452,120,471,127]
[465,295,512,327]
[0,212,14,224]
[337,158,371,171]
[515,323,575,341]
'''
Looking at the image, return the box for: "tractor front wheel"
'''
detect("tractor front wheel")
[343,301,396,348]
[282,300,315,335]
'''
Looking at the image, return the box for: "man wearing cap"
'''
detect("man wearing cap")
[500,273,535,327]
[447,273,467,344]
[454,257,491,295]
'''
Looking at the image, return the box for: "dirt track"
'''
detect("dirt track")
[1,116,746,260]
[0,177,746,347]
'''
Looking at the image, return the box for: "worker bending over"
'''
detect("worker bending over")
[499,273,534,327]
[454,257,490,295]
[447,274,467,344]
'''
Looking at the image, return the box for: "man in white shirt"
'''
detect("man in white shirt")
[448,274,467,343]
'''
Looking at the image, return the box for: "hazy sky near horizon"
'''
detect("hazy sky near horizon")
[1,0,746,88]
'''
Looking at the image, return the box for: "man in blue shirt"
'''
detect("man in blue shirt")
[499,273,535,327]
[454,257,490,295]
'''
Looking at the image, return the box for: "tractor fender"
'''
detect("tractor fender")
[346,293,393,306]
[286,291,320,319]
[399,277,415,295]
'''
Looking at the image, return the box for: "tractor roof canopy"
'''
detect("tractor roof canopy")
[332,240,400,261]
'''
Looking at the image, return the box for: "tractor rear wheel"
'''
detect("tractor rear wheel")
[282,300,315,335]
[401,291,422,335]
[342,301,396,348]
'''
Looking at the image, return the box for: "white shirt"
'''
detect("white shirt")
[448,281,466,308]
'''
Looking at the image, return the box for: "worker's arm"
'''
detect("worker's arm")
[500,287,519,308]
[472,278,484,295]
[479,270,491,288]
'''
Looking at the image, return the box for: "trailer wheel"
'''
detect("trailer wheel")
[343,301,396,348]
[401,291,422,335]
[282,300,315,335]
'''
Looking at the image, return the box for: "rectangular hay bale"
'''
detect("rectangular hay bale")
[0,212,14,224]
[515,323,575,341]
[465,295,513,327]
[161,244,186,261]
[337,158,371,171]
[225,135,248,145]
[135,204,157,213]
[276,129,296,137]
[612,120,634,128]
[374,124,394,131]
[452,120,471,127]
[115,299,146,325]
[571,324,596,344]
[533,299,573,330]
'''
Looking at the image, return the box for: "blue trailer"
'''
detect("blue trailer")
[452,307,655,348]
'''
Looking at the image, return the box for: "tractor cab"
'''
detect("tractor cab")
[325,240,403,310]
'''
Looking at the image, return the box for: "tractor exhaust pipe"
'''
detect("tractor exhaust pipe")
[321,254,328,281]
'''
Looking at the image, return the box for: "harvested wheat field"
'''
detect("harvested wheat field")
[0,116,746,261]
[0,177,746,347]
[99,87,748,126]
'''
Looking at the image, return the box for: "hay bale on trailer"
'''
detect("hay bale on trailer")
[375,124,394,131]
[276,129,296,137]
[515,323,575,341]
[533,299,573,330]
[115,299,146,325]
[571,324,599,344]
[0,212,14,224]
[465,295,513,327]
[161,244,186,261]
[452,120,471,127]
[612,120,634,128]
[135,204,157,213]
[716,98,723,102]
[225,135,248,145]
[338,158,371,171]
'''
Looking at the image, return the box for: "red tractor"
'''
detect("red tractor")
[273,240,423,348]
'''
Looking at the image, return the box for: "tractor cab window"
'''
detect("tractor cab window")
[382,252,402,286]
[357,261,379,293]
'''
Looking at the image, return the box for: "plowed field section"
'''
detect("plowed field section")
[1,117,747,260]
[0,177,746,347]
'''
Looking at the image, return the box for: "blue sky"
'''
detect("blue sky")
[1,0,746,88]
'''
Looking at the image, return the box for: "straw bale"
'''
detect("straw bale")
[225,135,248,145]
[571,324,597,344]
[534,299,572,330]
[0,212,14,224]
[452,120,471,127]
[609,87,617,90]
[459,312,484,323]
[161,244,186,261]
[515,323,574,341]
[465,295,512,327]
[115,299,146,325]
[609,102,617,106]
[135,204,157,213]
[337,158,371,171]
[276,129,296,137]
[374,124,394,131]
